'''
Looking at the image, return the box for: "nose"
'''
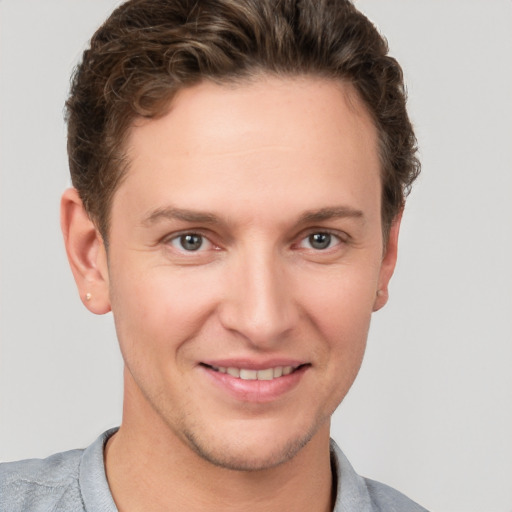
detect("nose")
[218,248,299,349]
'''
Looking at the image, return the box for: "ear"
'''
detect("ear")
[61,188,111,314]
[373,212,402,312]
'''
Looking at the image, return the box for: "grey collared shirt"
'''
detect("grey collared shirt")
[0,429,428,511]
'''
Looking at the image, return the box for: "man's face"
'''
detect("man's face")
[103,76,397,470]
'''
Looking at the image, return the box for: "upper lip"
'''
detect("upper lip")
[200,358,308,370]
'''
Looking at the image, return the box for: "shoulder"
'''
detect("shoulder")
[330,439,428,512]
[0,429,118,512]
[363,477,428,512]
[0,448,85,512]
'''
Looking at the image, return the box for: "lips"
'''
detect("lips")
[206,364,298,380]
[199,361,309,402]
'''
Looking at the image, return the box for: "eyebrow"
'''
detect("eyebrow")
[142,207,220,226]
[141,205,364,227]
[298,206,364,224]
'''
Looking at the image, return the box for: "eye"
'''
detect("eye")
[299,232,341,250]
[169,233,211,252]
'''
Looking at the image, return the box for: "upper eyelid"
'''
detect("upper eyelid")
[162,228,213,242]
[296,227,349,243]
[162,231,215,252]
[160,227,348,248]
[298,231,341,246]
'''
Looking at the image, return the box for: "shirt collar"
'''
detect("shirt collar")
[79,429,373,512]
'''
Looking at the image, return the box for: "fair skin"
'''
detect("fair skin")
[61,76,400,512]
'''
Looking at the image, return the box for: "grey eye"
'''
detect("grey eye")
[179,234,203,251]
[308,233,332,250]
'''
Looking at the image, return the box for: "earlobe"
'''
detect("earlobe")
[373,213,402,312]
[61,188,111,315]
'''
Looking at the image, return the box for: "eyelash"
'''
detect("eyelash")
[164,229,346,254]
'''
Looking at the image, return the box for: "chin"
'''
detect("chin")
[181,417,325,472]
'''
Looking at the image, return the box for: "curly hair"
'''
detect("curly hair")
[66,0,420,241]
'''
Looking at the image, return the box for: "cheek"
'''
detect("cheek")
[296,266,378,337]
[295,265,377,403]
[108,263,220,354]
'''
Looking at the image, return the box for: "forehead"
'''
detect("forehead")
[129,75,376,156]
[116,76,380,225]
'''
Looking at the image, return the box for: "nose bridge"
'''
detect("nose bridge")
[220,242,296,347]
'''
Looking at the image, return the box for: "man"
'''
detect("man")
[0,0,426,510]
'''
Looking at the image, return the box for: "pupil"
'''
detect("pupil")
[181,234,202,251]
[310,233,331,249]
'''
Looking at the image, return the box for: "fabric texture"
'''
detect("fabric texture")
[1,429,428,511]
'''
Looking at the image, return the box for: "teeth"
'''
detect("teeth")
[227,367,240,377]
[240,369,258,380]
[256,368,274,381]
[282,366,293,375]
[213,365,298,380]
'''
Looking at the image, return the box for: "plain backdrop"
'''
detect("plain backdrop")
[0,1,511,511]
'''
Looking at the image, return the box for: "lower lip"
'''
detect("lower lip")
[200,365,308,403]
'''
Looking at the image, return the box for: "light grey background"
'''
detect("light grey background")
[1,1,511,511]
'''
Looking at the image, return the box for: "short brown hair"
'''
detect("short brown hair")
[66,0,420,241]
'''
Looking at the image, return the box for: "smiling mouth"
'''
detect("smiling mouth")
[201,364,308,381]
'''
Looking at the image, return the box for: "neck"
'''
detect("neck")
[105,373,335,512]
